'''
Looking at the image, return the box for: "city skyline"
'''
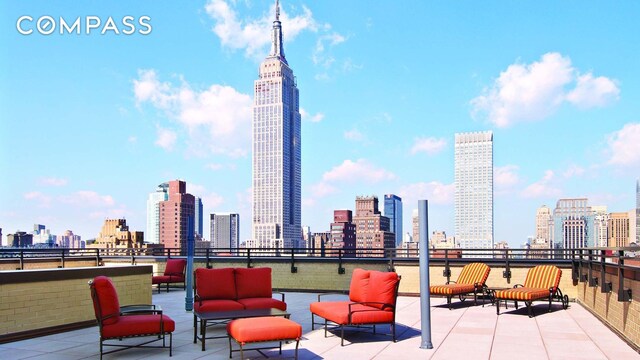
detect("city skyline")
[2,1,640,247]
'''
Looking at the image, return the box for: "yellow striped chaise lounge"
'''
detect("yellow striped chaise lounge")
[495,265,569,317]
[430,262,491,309]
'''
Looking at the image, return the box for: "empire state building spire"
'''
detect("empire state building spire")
[269,0,287,64]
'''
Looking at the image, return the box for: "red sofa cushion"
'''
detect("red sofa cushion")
[366,271,399,310]
[227,317,301,344]
[349,268,370,303]
[310,301,394,325]
[102,314,175,339]
[195,268,237,300]
[237,297,287,311]
[194,299,245,312]
[91,276,120,325]
[164,259,186,276]
[235,267,272,299]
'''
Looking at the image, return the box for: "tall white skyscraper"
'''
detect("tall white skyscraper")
[250,1,301,250]
[210,213,239,249]
[146,183,169,244]
[454,131,494,250]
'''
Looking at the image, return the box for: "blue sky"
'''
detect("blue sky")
[1,1,639,247]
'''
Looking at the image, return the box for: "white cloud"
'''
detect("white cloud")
[128,136,137,143]
[204,0,318,59]
[410,137,447,155]
[495,165,521,189]
[323,159,396,183]
[313,33,346,67]
[398,182,455,206]
[563,164,585,178]
[566,73,620,109]
[135,70,252,157]
[344,129,364,141]
[300,108,324,123]
[155,126,177,151]
[471,52,619,127]
[521,170,561,199]
[187,183,225,210]
[59,191,115,207]
[607,122,640,166]
[24,191,52,208]
[310,182,337,197]
[39,177,68,186]
[205,163,223,171]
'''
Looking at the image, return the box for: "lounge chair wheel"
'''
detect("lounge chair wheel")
[563,295,569,309]
[459,295,467,302]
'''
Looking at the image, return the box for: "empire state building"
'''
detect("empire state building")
[249,0,301,250]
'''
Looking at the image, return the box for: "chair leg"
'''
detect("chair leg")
[496,298,500,315]
[447,295,452,310]
[324,319,328,338]
[548,295,552,312]
[341,325,345,346]
[311,313,315,330]
[228,336,232,358]
[169,333,172,357]
[295,339,300,360]
[392,322,396,342]
[100,339,103,360]
[526,302,533,318]
[473,289,478,305]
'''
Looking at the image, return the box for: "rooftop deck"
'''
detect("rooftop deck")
[1,290,637,360]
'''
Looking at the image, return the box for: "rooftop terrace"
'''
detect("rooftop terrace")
[0,289,638,360]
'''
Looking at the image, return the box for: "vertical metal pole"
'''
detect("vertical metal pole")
[419,200,433,349]
[185,216,195,311]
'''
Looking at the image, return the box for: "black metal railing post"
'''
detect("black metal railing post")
[290,248,297,273]
[443,249,451,281]
[338,249,345,274]
[600,249,612,293]
[19,250,24,270]
[247,248,252,268]
[588,249,597,287]
[617,250,632,302]
[206,248,212,269]
[503,249,511,284]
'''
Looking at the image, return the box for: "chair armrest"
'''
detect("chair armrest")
[120,304,161,315]
[273,291,286,303]
[317,292,348,302]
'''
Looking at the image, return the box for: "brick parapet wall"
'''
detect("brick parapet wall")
[0,265,151,342]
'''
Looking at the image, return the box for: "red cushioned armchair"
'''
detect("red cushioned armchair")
[152,258,186,293]
[89,276,175,359]
[310,268,401,346]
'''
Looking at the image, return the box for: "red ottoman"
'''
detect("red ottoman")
[227,316,302,359]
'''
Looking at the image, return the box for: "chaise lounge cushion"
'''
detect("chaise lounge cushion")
[196,268,237,300]
[495,265,562,302]
[235,267,272,299]
[237,297,287,311]
[366,271,400,310]
[430,284,476,296]
[349,268,370,303]
[494,287,551,301]
[309,301,394,325]
[91,276,120,325]
[102,314,175,339]
[194,299,245,313]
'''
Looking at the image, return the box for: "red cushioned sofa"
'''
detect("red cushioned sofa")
[152,258,186,293]
[194,267,287,313]
[309,268,401,346]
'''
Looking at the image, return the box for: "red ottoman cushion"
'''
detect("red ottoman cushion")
[227,317,301,345]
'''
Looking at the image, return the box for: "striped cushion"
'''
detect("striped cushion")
[494,287,550,301]
[456,263,491,286]
[430,284,476,296]
[523,265,562,291]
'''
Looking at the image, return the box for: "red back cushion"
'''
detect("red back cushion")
[195,268,236,300]
[366,271,400,310]
[349,268,370,302]
[235,267,272,299]
[164,259,186,276]
[91,276,120,325]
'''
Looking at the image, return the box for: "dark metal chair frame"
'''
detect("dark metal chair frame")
[89,280,173,359]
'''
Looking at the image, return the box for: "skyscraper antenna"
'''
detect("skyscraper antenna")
[275,0,280,21]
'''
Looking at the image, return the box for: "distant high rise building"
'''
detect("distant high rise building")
[159,180,195,251]
[430,230,455,249]
[32,224,55,247]
[353,196,395,257]
[636,179,640,244]
[454,131,494,250]
[328,210,356,257]
[534,205,552,248]
[194,197,203,239]
[384,194,403,248]
[302,226,311,250]
[210,213,239,250]
[57,230,83,248]
[146,183,169,244]
[608,212,630,247]
[250,1,301,251]
[8,231,32,247]
[592,206,609,247]
[553,198,595,249]
[412,209,419,244]
[88,219,144,249]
